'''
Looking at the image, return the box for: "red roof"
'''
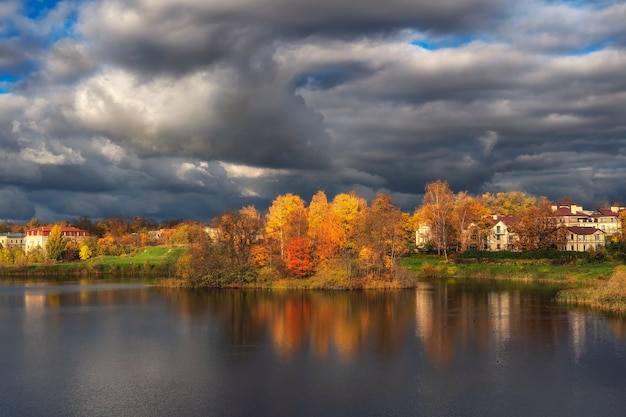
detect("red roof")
[553,207,585,216]
[567,226,604,235]
[26,226,89,236]
[596,208,619,216]
[495,215,518,226]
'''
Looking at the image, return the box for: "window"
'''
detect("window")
[497,244,501,250]
[571,245,574,251]
[497,235,501,241]
[496,225,501,233]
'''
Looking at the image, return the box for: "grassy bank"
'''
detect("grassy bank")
[556,266,626,312]
[401,254,626,312]
[401,254,616,283]
[0,246,186,278]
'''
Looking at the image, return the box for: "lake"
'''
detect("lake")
[1,279,625,416]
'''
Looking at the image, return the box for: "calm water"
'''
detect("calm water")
[1,279,625,417]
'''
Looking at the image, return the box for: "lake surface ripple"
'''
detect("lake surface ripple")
[1,279,625,416]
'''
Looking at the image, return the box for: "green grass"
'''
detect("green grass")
[76,246,186,267]
[400,254,617,283]
[0,246,188,278]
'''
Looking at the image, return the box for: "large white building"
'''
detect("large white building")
[24,226,90,252]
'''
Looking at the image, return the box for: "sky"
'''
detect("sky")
[1,0,625,223]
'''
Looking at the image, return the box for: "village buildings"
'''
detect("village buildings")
[24,226,90,252]
[415,203,624,253]
[484,204,623,252]
[0,233,25,249]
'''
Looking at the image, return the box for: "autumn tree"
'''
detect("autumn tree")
[359,193,408,275]
[214,206,264,266]
[511,197,567,251]
[285,236,314,278]
[421,180,455,259]
[307,191,333,262]
[481,191,536,216]
[99,216,129,240]
[452,192,490,252]
[46,224,65,261]
[265,194,307,259]
[330,192,366,257]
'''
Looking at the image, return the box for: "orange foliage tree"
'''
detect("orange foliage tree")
[285,237,314,278]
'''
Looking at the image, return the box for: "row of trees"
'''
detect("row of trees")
[178,191,412,285]
[416,180,588,259]
[3,180,626,278]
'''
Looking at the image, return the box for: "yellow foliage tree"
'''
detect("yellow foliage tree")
[79,243,92,260]
[265,193,307,259]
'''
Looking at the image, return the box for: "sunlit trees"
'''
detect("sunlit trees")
[511,197,567,251]
[265,193,307,259]
[452,192,490,252]
[360,193,409,274]
[308,191,334,262]
[481,191,536,216]
[421,180,455,259]
[285,237,314,278]
[330,192,366,257]
[46,224,65,261]
[214,206,264,266]
[79,242,93,260]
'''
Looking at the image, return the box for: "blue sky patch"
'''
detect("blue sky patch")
[24,0,64,19]
[0,74,17,94]
[411,35,478,50]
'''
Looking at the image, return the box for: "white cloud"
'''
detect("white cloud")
[20,142,85,165]
[220,162,289,178]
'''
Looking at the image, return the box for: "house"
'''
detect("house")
[553,204,623,236]
[24,226,90,252]
[414,224,431,249]
[564,226,605,252]
[488,215,518,251]
[0,233,25,250]
[592,208,624,236]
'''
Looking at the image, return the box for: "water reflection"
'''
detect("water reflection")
[156,280,599,369]
[159,289,415,363]
[2,280,626,416]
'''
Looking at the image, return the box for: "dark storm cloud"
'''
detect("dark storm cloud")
[1,0,626,222]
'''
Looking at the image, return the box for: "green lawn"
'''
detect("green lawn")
[2,246,188,277]
[77,246,187,267]
[401,254,617,283]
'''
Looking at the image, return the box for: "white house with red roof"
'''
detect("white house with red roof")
[24,226,90,252]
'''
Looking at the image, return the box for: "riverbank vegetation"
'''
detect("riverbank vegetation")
[2,181,626,310]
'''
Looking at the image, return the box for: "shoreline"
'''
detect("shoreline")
[1,252,625,313]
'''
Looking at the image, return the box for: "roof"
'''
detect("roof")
[494,215,518,226]
[0,233,24,238]
[26,226,89,234]
[567,226,605,235]
[553,207,585,217]
[596,208,619,216]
